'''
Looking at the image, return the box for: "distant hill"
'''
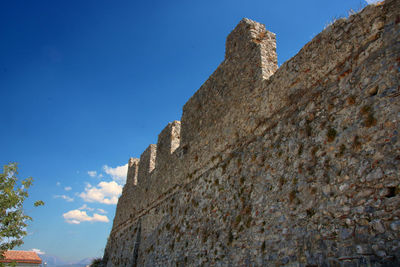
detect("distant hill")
[39,254,94,266]
[39,254,68,266]
[56,265,86,267]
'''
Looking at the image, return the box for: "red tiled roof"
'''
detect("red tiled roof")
[0,250,42,264]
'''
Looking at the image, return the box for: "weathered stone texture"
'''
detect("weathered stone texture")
[155,121,181,171]
[137,144,156,185]
[126,158,139,187]
[103,1,400,266]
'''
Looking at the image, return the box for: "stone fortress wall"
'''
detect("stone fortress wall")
[103,0,400,266]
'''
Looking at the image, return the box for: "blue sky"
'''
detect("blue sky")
[0,0,376,263]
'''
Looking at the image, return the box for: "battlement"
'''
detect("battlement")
[113,18,279,224]
[109,18,279,228]
[155,121,181,171]
[105,1,400,265]
[137,144,156,185]
[126,158,139,187]
[225,18,277,79]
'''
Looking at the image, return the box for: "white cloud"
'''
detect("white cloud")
[97,208,107,214]
[78,204,94,212]
[88,171,97,178]
[79,181,122,205]
[103,164,128,183]
[62,209,109,224]
[54,195,74,202]
[64,186,72,191]
[98,174,103,178]
[56,182,61,186]
[365,0,381,4]
[31,248,45,255]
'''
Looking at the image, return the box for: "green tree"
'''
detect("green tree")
[0,163,44,256]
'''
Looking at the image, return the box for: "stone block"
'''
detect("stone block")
[137,144,156,185]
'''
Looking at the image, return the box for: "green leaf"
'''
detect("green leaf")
[0,163,44,252]
[34,200,44,207]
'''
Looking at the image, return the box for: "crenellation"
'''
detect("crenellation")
[137,144,156,185]
[225,18,278,81]
[225,18,264,60]
[103,1,400,266]
[179,18,278,176]
[125,157,139,188]
[155,121,181,171]
[169,121,180,154]
[258,30,278,79]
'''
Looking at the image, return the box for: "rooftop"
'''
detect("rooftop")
[0,250,42,264]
